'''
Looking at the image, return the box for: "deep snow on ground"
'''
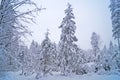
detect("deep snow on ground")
[0,71,120,80]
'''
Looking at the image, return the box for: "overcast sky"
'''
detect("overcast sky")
[25,0,115,50]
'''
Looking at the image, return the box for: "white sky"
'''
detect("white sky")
[24,0,115,50]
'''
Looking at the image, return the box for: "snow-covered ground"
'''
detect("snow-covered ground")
[0,71,120,80]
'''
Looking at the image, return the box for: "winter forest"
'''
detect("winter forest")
[0,0,120,80]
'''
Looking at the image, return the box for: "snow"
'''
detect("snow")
[0,71,36,80]
[0,71,120,80]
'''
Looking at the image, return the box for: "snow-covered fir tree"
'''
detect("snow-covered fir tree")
[109,0,120,52]
[35,30,56,78]
[91,32,100,59]
[100,45,111,71]
[29,40,41,71]
[98,42,118,72]
[41,30,52,75]
[107,41,116,70]
[91,32,101,72]
[49,42,58,72]
[21,40,40,76]
[58,3,78,75]
[112,44,120,70]
[75,49,89,75]
[109,0,120,70]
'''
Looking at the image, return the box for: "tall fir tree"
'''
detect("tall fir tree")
[58,3,78,75]
[109,0,120,70]
[91,32,100,72]
[109,0,120,52]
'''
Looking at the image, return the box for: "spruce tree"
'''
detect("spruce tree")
[109,0,120,70]
[101,45,111,71]
[109,0,120,52]
[36,30,53,78]
[91,32,100,72]
[58,3,78,75]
